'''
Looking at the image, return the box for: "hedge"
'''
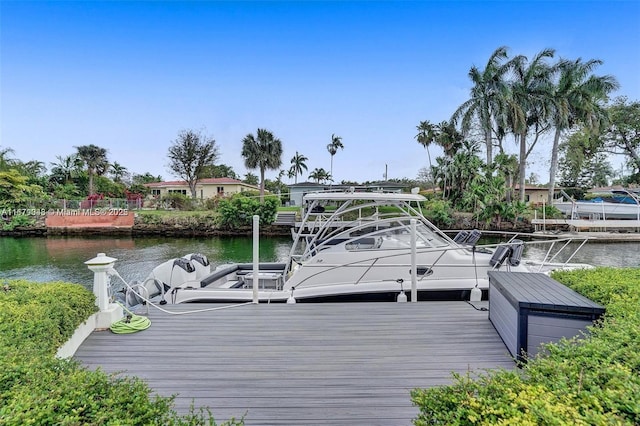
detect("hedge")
[0,279,243,425]
[411,267,640,425]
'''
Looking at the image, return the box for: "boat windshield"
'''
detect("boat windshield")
[298,217,451,261]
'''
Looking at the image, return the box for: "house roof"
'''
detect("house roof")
[145,177,257,189]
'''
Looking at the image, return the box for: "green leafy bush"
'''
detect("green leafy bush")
[162,192,195,210]
[0,280,243,425]
[411,267,640,425]
[2,214,36,231]
[423,198,453,228]
[216,193,278,229]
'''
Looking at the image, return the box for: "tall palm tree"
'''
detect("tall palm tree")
[505,48,556,202]
[241,128,283,203]
[546,58,619,203]
[452,46,514,166]
[110,162,128,183]
[415,120,437,192]
[289,151,308,184]
[75,144,109,195]
[326,134,343,182]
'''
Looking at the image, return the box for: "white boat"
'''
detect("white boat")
[554,189,640,220]
[124,190,591,305]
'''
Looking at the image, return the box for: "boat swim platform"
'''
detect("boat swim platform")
[75,302,514,426]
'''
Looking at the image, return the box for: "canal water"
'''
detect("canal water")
[0,236,638,290]
[0,236,291,289]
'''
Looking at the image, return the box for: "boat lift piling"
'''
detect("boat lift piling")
[410,219,417,302]
[252,215,259,304]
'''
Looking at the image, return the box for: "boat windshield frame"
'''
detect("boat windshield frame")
[285,191,454,274]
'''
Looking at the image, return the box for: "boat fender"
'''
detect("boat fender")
[470,285,482,302]
[396,278,407,303]
[287,288,297,304]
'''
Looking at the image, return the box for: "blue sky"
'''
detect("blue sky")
[1,1,639,184]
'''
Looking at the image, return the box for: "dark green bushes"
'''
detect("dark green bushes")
[0,279,243,425]
[411,267,640,425]
[216,192,278,229]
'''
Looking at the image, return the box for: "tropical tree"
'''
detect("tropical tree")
[167,129,220,198]
[546,58,619,203]
[289,151,308,184]
[492,152,519,202]
[558,129,614,191]
[50,154,82,184]
[243,172,259,186]
[0,146,16,171]
[505,48,556,202]
[202,164,238,179]
[326,134,343,182]
[452,46,515,165]
[75,144,109,196]
[132,172,162,185]
[309,168,331,184]
[597,97,640,180]
[241,128,283,202]
[415,121,438,192]
[109,162,128,183]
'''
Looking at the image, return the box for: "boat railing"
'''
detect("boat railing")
[289,232,591,290]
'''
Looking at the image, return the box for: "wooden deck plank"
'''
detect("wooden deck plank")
[75,302,514,425]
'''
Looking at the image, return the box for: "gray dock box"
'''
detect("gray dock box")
[488,271,605,363]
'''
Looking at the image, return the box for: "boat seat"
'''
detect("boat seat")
[200,265,240,287]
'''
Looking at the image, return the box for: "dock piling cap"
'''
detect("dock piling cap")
[85,253,118,266]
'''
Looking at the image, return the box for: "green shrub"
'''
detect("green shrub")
[162,192,195,210]
[216,193,278,229]
[411,267,640,425]
[0,279,244,425]
[423,199,453,228]
[2,214,36,231]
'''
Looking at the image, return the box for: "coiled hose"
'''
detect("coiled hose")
[110,303,151,334]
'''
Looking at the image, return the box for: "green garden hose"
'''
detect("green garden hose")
[110,303,151,334]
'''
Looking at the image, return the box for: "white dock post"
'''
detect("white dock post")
[252,215,259,304]
[85,253,123,329]
[410,219,417,302]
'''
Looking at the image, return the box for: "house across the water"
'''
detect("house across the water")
[145,178,260,200]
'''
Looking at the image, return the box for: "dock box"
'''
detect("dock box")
[488,271,605,363]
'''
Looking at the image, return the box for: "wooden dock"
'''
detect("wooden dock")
[75,302,514,426]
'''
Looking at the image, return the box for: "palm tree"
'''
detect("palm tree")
[326,134,343,182]
[0,146,16,171]
[289,151,308,184]
[241,128,283,203]
[110,162,128,183]
[75,144,109,195]
[546,58,619,203]
[505,48,556,202]
[415,121,437,192]
[452,46,514,166]
[309,167,331,184]
[50,154,82,184]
